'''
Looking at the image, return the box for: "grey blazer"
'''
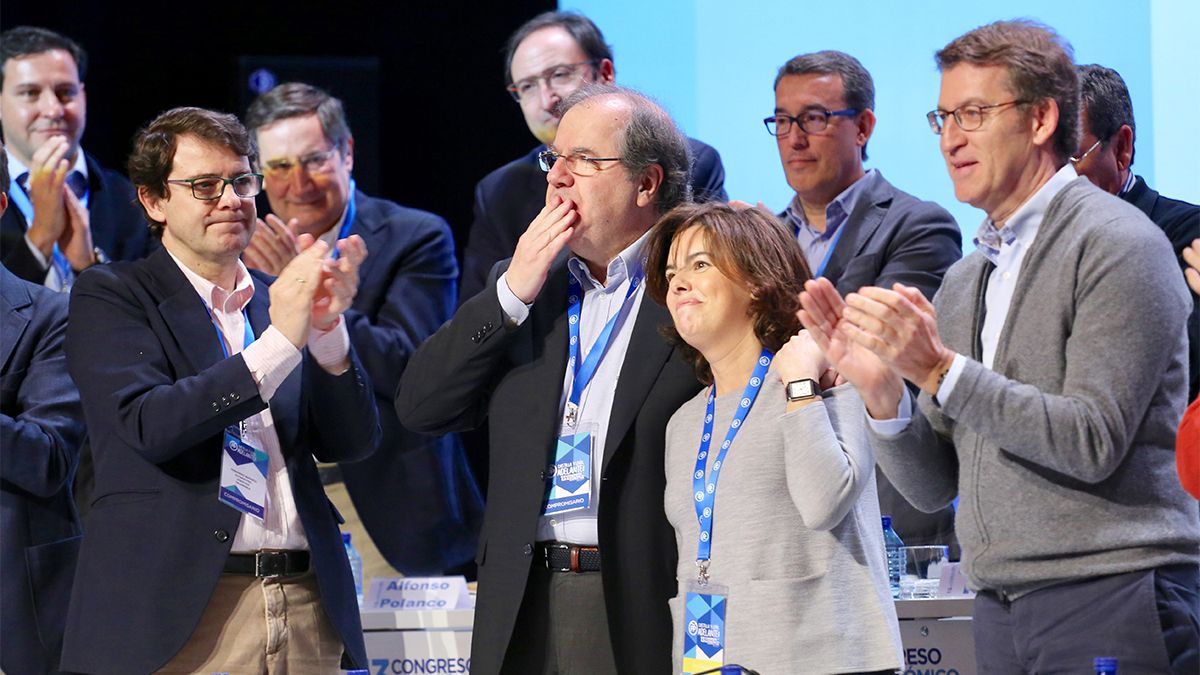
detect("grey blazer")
[870,178,1199,599]
[665,377,903,674]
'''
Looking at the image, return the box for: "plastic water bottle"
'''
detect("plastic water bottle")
[342,532,364,608]
[882,515,905,599]
[1094,657,1118,674]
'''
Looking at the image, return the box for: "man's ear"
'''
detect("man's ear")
[856,108,877,149]
[596,59,616,85]
[1113,124,1134,172]
[342,136,355,174]
[1029,98,1060,149]
[138,185,168,225]
[636,163,664,208]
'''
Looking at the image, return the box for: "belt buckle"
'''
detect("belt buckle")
[544,543,572,572]
[255,550,288,579]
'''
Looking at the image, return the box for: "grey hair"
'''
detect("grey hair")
[245,82,353,154]
[557,83,692,213]
[1078,64,1136,166]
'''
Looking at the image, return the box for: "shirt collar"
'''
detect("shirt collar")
[6,147,89,186]
[973,163,1077,264]
[165,247,256,314]
[1118,171,1136,196]
[784,168,877,238]
[568,228,651,291]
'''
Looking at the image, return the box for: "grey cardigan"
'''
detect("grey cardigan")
[665,377,903,674]
[871,177,1199,599]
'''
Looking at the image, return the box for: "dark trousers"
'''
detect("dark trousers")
[974,564,1199,674]
[501,564,618,675]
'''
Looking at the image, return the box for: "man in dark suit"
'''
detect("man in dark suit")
[60,107,378,674]
[1075,64,1199,399]
[459,10,728,304]
[398,84,702,675]
[768,50,963,552]
[1,146,85,675]
[0,26,152,289]
[243,82,483,575]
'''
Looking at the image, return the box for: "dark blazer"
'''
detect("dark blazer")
[397,261,702,675]
[331,190,483,575]
[59,247,379,674]
[788,171,964,553]
[1,152,155,283]
[0,265,84,674]
[1122,175,1199,399]
[459,139,727,302]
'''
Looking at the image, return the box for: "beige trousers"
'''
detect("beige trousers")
[155,571,344,674]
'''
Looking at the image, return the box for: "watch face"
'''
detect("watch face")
[787,379,817,400]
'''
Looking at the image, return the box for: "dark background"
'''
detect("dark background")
[3,0,555,258]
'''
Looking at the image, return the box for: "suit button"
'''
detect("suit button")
[522,543,533,556]
[539,470,547,481]
[484,322,494,331]
[214,529,230,542]
[212,402,220,411]
[231,392,240,401]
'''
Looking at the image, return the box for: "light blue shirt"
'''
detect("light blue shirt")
[784,168,878,275]
[871,164,1079,434]
[498,231,650,545]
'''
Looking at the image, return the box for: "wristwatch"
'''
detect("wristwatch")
[785,378,819,402]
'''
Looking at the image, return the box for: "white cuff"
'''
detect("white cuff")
[934,354,968,407]
[497,272,531,326]
[867,387,913,437]
[241,326,302,400]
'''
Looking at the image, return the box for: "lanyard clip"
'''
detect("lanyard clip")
[563,401,580,429]
[695,559,710,586]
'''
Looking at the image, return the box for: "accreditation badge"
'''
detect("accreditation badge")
[681,581,728,674]
[218,425,268,520]
[541,425,595,516]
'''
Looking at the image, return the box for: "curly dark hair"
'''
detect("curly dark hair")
[645,202,811,384]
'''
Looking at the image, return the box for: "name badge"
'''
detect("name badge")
[219,425,268,520]
[682,584,727,674]
[542,430,592,515]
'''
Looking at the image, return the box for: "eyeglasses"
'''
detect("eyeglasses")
[1070,139,1102,165]
[507,61,597,103]
[926,100,1028,134]
[166,173,264,201]
[262,148,340,179]
[537,149,622,176]
[763,108,859,136]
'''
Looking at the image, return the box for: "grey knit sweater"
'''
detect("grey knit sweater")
[870,177,1199,599]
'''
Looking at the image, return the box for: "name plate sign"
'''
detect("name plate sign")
[366,576,472,611]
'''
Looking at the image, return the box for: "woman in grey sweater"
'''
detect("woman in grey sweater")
[644,202,902,674]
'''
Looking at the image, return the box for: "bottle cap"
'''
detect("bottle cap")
[882,515,892,529]
[342,532,351,545]
[1094,657,1117,671]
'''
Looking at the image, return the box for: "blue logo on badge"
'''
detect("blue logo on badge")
[248,68,277,94]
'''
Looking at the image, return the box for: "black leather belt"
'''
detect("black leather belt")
[538,542,601,573]
[224,550,310,578]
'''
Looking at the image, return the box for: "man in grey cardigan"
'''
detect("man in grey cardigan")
[799,20,1199,674]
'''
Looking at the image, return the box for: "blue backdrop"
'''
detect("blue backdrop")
[564,1,1199,247]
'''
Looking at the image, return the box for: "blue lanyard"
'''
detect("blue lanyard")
[7,177,88,285]
[330,178,357,260]
[564,267,644,425]
[814,222,847,278]
[208,307,255,359]
[692,348,772,584]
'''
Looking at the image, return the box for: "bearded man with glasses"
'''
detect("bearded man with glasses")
[60,106,379,674]
[458,10,728,305]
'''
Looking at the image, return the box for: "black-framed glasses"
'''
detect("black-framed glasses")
[763,108,859,136]
[166,173,264,201]
[926,100,1028,134]
[507,61,597,102]
[1070,139,1103,165]
[537,149,622,176]
[262,148,340,179]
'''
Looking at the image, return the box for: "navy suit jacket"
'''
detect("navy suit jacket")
[329,190,484,574]
[1123,175,1199,399]
[397,261,702,675]
[1,152,155,283]
[459,139,727,303]
[786,171,964,552]
[60,248,379,674]
[0,265,84,674]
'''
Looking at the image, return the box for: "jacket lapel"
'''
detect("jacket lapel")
[602,295,674,473]
[146,249,226,375]
[348,191,384,285]
[0,270,31,373]
[821,173,890,284]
